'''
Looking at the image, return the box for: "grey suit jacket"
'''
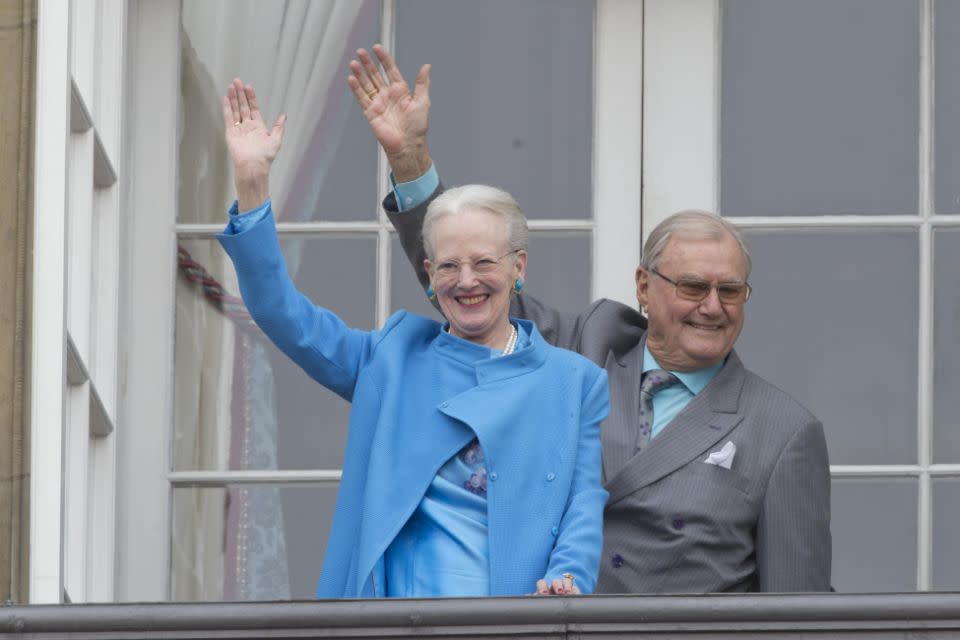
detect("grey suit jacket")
[387,187,831,593]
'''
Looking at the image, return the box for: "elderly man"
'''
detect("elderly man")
[348,46,830,593]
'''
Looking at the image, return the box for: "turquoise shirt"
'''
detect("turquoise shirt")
[393,164,440,211]
[642,345,723,438]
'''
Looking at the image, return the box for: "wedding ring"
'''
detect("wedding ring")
[562,572,575,583]
[233,121,241,127]
[365,88,378,99]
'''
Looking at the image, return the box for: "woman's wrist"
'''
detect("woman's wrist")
[235,175,270,213]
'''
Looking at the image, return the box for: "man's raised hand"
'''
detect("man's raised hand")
[348,44,432,183]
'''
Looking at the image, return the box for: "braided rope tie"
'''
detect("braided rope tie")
[177,245,255,327]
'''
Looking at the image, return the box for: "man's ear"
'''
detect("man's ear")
[636,265,650,310]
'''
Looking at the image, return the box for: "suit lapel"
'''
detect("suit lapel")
[600,343,643,483]
[605,349,748,506]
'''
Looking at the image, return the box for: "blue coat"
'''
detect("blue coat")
[219,208,609,597]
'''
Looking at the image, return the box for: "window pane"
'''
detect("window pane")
[395,0,594,219]
[832,478,917,592]
[721,0,918,215]
[178,0,382,224]
[173,236,376,472]
[390,235,444,321]
[932,478,960,590]
[736,231,918,465]
[171,485,337,600]
[934,229,960,463]
[525,232,592,315]
[935,0,960,213]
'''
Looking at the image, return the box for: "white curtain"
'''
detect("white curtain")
[174,0,377,600]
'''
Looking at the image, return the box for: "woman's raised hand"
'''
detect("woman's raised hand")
[222,78,286,211]
[348,45,432,183]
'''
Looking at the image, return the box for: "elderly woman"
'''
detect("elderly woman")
[219,79,608,598]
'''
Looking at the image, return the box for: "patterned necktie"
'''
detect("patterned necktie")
[637,369,681,451]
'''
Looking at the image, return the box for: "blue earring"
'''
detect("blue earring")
[514,277,523,294]
[427,282,437,300]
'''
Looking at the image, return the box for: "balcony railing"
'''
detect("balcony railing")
[2,592,960,638]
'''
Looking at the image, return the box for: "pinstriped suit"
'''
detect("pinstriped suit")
[387,189,831,593]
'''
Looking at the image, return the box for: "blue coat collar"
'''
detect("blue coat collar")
[431,318,548,384]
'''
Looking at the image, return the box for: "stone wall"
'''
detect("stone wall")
[0,0,35,603]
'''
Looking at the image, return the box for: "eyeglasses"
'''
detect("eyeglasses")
[434,250,520,279]
[651,268,752,304]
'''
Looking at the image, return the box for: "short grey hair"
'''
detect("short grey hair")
[422,185,529,261]
[641,209,752,277]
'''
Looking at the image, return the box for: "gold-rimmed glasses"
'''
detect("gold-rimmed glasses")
[650,268,751,304]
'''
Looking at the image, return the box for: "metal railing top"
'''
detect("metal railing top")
[2,592,960,638]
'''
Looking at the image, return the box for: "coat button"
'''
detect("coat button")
[551,526,559,536]
[489,472,498,481]
[546,472,555,481]
[440,401,448,408]
[611,553,625,569]
[672,517,685,530]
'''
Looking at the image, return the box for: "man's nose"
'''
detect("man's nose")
[698,287,724,314]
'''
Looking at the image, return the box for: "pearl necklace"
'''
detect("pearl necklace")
[501,324,518,356]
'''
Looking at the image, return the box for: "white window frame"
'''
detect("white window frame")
[117,0,643,600]
[31,0,125,604]
[642,0,960,591]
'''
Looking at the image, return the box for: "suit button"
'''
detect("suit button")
[551,526,559,536]
[672,518,685,530]
[440,401,448,408]
[489,472,498,481]
[611,553,625,569]
[546,472,555,481]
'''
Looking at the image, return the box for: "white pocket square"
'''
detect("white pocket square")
[704,441,736,470]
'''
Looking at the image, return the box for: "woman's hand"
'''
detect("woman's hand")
[347,44,432,183]
[222,78,286,211]
[534,574,581,596]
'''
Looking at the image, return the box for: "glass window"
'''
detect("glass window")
[174,237,375,472]
[178,0,382,224]
[171,485,338,600]
[736,230,919,465]
[935,0,960,214]
[395,0,594,219]
[831,478,917,592]
[525,232,592,315]
[721,0,919,216]
[932,478,960,590]
[933,229,960,463]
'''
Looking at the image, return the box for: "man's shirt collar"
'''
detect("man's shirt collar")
[642,344,724,395]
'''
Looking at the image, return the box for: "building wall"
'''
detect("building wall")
[0,0,35,604]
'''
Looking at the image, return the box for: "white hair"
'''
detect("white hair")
[422,185,529,261]
[641,209,752,277]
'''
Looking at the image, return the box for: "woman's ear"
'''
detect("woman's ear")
[514,250,528,281]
